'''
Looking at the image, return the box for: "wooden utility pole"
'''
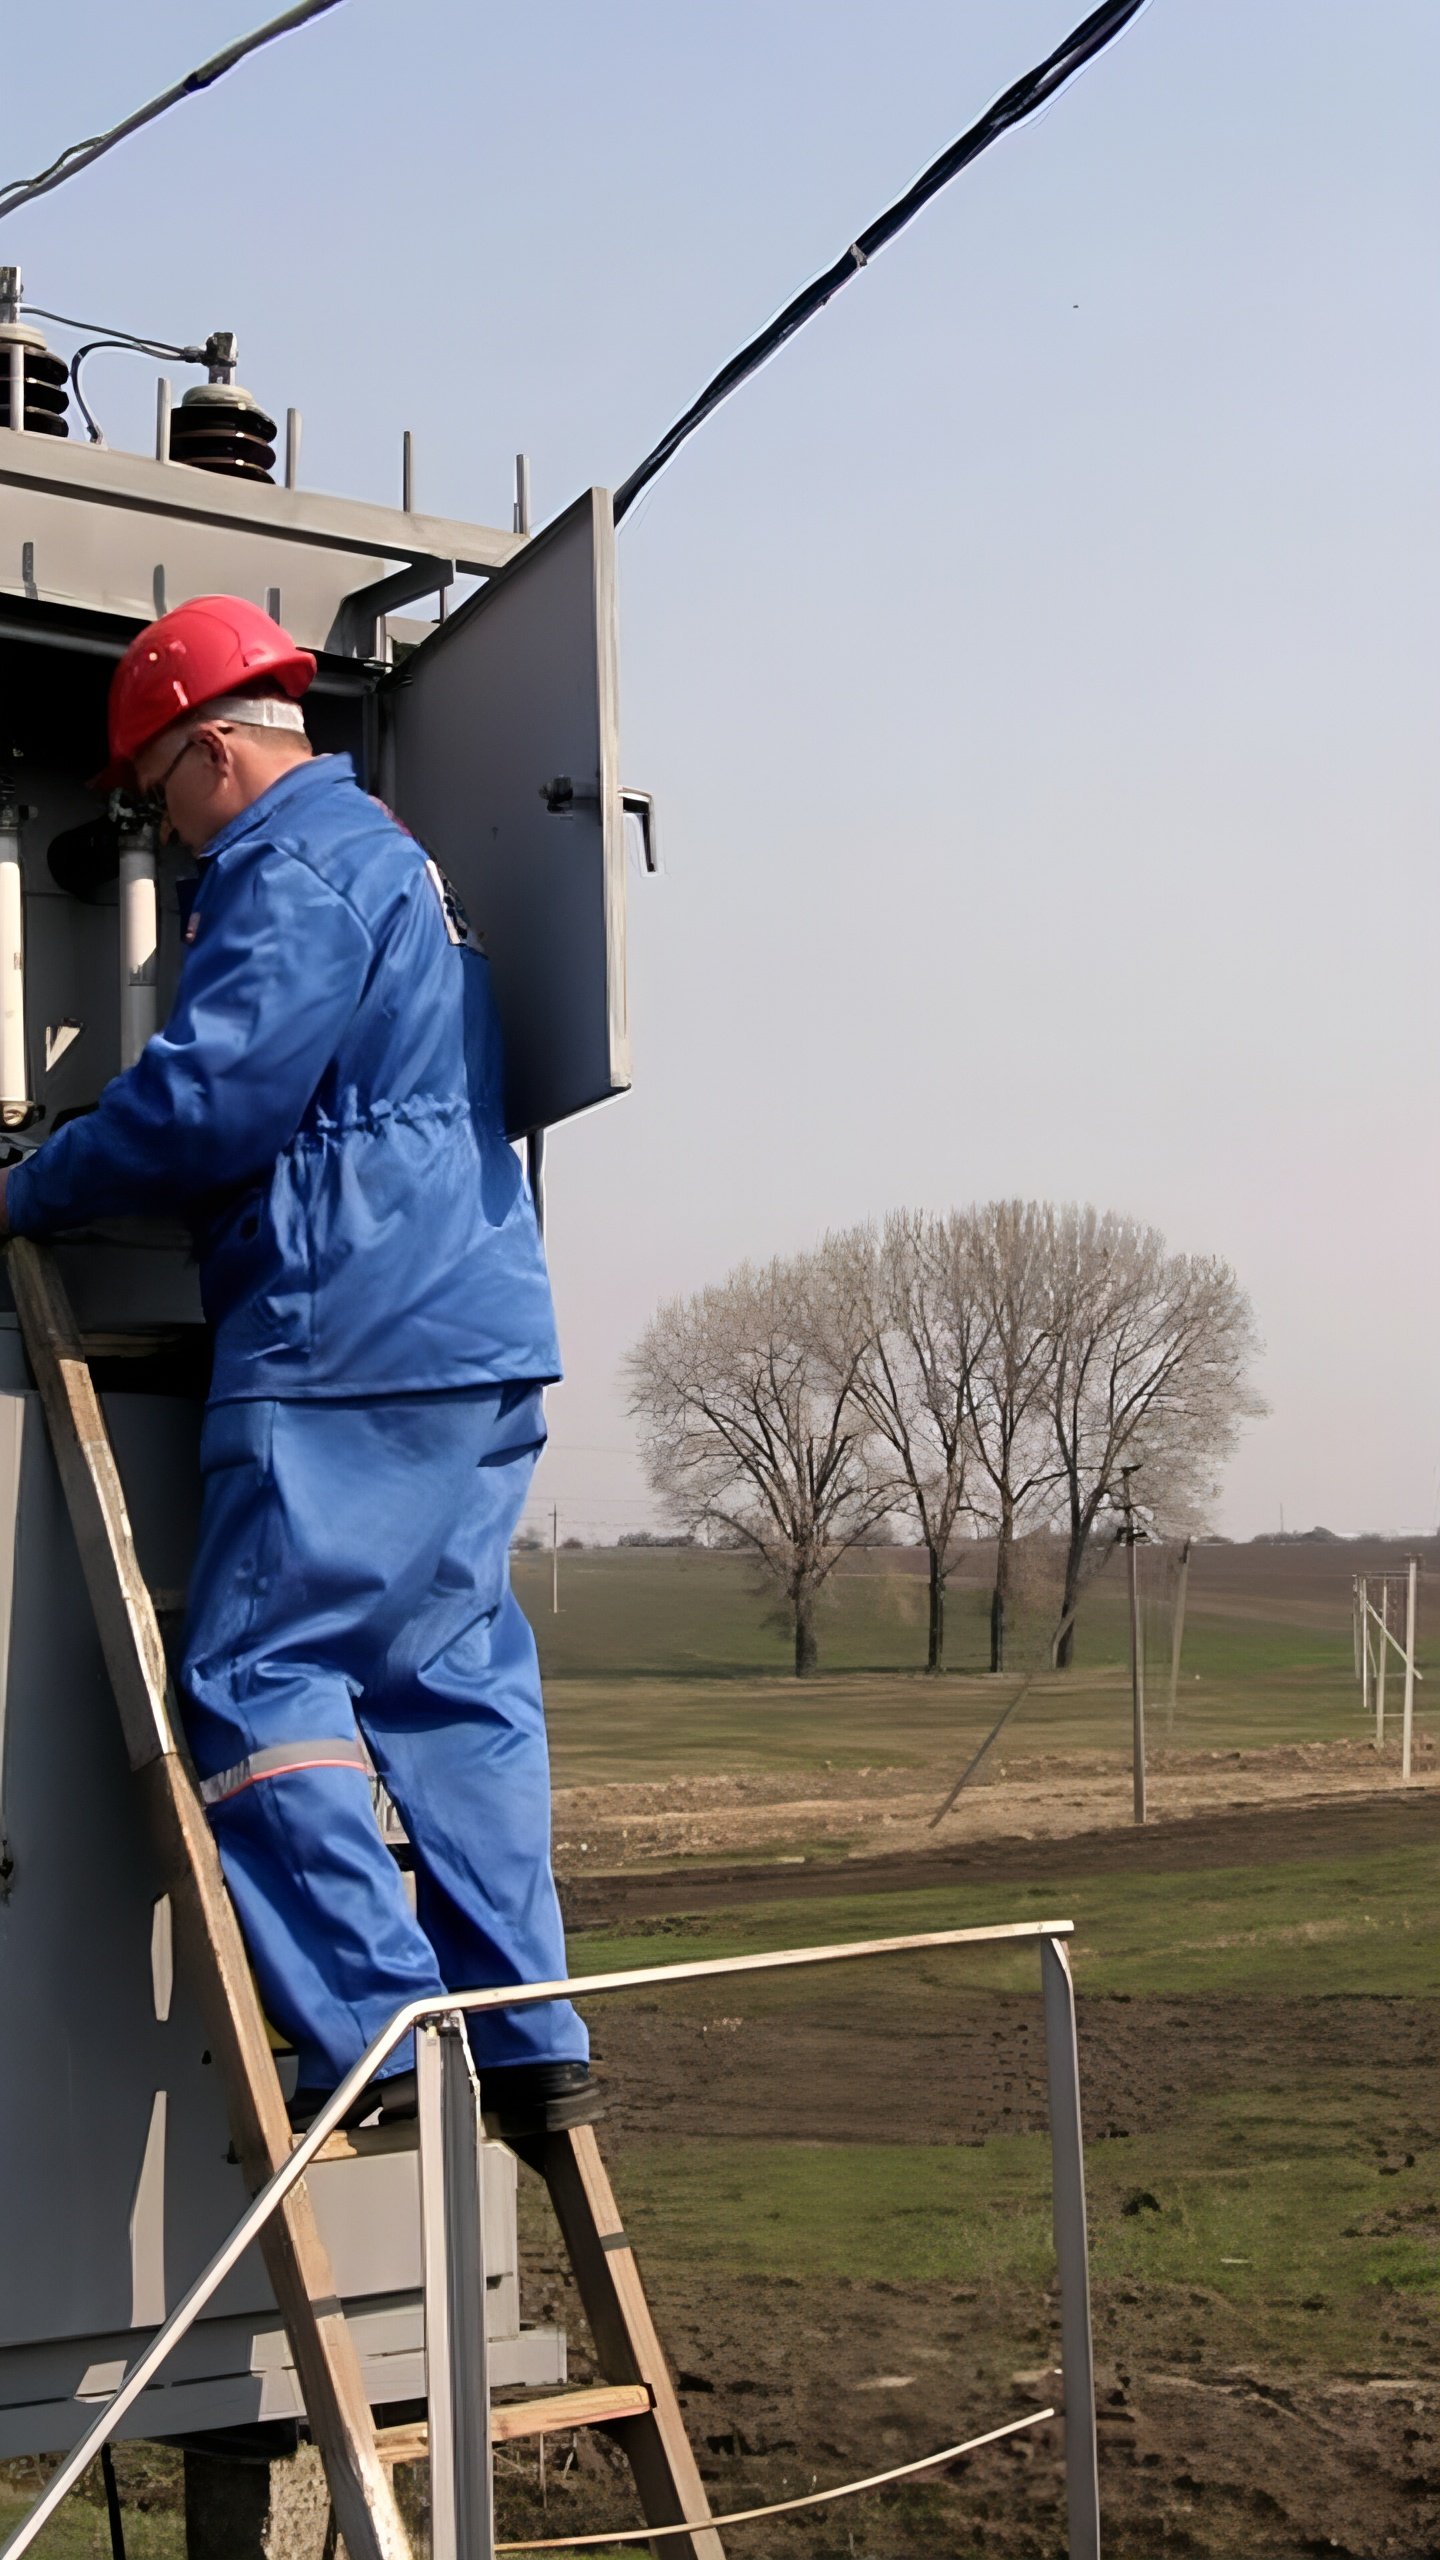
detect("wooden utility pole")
[1377,1581,1388,1747]
[1166,1538,1191,1737]
[1402,1555,1418,1784]
[1119,1467,1146,1826]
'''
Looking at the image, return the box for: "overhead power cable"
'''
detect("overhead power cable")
[0,0,354,224]
[614,0,1147,523]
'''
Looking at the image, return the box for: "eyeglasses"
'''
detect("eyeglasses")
[147,734,202,804]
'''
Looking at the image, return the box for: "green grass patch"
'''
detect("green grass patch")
[612,2109,1439,2369]
[516,1543,1435,1703]
[0,2483,182,2560]
[542,1663,1392,1788]
[571,1841,1440,1999]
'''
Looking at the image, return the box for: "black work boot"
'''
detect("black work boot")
[479,2060,602,2140]
[288,2068,418,2136]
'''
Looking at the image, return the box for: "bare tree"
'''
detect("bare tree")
[819,1213,984,1674]
[1045,1207,1265,1665]
[958,1200,1063,1673]
[627,1252,893,1676]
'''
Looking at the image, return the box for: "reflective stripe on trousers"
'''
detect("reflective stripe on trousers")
[181,1384,586,2091]
[197,1736,372,1808]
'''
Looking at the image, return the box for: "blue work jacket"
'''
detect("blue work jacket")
[7,755,561,1401]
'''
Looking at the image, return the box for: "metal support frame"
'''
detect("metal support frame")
[333,556,457,660]
[416,2021,494,2560]
[1354,1565,1423,1775]
[1042,1936,1101,2560]
[2,1915,1102,2560]
[4,1240,411,2560]
[0,429,517,575]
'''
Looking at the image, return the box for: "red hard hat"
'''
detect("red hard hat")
[96,594,316,790]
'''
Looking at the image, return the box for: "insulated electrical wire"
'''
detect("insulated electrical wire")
[66,340,170,445]
[25,308,203,361]
[19,311,208,447]
[0,0,354,224]
[613,0,1148,523]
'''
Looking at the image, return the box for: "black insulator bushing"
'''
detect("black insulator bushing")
[48,814,121,902]
[0,345,70,436]
[168,397,277,483]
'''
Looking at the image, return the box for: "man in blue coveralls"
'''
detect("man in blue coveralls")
[0,594,595,2138]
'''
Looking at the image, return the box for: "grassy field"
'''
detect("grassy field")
[567,1835,1440,1998]
[516,1534,1439,1687]
[542,1812,1440,2553]
[516,1537,1439,1791]
[605,2109,1438,2365]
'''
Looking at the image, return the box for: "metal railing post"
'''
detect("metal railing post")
[1041,1935,1101,2560]
[417,2018,495,2560]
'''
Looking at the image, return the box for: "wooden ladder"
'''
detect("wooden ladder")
[8,1237,723,2560]
[324,2109,726,2558]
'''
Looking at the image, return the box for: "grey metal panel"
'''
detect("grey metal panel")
[0,2317,565,2461]
[0,1386,561,2454]
[378,488,629,1135]
[0,428,518,568]
[0,475,396,656]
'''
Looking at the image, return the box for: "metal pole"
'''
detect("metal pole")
[552,1502,559,1616]
[1359,1576,1370,1729]
[155,376,172,462]
[417,2019,494,2560]
[1166,1539,1190,1739]
[1121,1470,1146,1824]
[117,817,159,1067]
[402,429,414,514]
[1377,1583,1388,1748]
[1041,1936,1101,2560]
[0,789,29,1125]
[514,451,531,537]
[1402,1556,1417,1784]
[7,342,24,434]
[285,406,302,489]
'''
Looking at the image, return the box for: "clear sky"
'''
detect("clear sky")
[9,1,1438,1542]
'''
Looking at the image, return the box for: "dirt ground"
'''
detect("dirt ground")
[12,1752,1433,2558]
[552,1734,1439,1881]
[487,1759,1440,2560]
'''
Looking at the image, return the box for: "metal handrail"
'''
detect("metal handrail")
[1,1916,1094,2560]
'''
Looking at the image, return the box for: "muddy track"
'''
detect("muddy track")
[526,1782,1440,2555]
[564,1785,1440,1930]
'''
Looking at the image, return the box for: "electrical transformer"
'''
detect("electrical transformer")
[0,269,638,2456]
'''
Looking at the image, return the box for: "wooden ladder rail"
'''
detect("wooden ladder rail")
[515,2126,726,2560]
[6,1238,411,2560]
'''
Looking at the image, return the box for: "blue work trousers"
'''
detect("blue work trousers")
[180,1384,585,2091]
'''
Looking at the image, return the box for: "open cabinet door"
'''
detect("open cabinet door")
[377,487,628,1136]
